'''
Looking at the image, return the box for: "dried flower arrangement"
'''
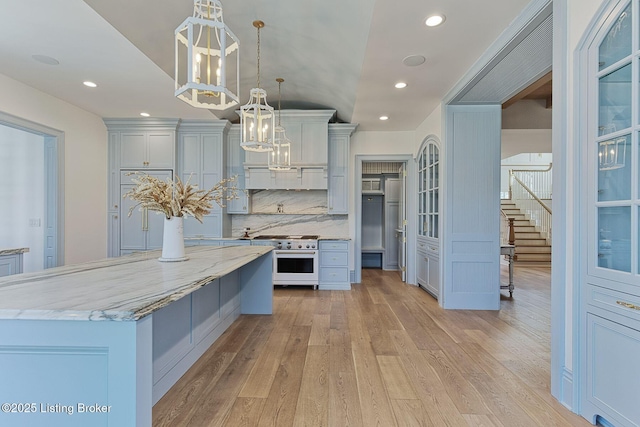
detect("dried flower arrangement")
[123,172,238,223]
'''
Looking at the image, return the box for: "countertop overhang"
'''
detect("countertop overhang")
[0,246,272,321]
[0,247,29,256]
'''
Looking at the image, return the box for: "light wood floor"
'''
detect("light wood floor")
[153,266,591,426]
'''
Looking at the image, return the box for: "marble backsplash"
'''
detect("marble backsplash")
[231,214,348,238]
[249,189,327,214]
[231,189,348,237]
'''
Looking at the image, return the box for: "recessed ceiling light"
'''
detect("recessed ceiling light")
[31,54,59,65]
[402,55,426,67]
[379,116,389,121]
[140,112,150,117]
[83,81,97,88]
[425,14,446,27]
[395,82,407,89]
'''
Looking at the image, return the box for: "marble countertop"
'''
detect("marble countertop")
[0,246,271,322]
[0,248,30,256]
[318,236,350,241]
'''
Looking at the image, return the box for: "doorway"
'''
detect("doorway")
[354,155,415,285]
[0,112,64,271]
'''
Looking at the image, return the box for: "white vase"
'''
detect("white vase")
[159,216,188,262]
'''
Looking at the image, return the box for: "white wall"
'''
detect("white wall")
[0,127,45,272]
[414,105,443,152]
[0,74,107,265]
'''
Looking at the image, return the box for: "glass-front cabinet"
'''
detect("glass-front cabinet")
[592,0,637,281]
[417,138,440,297]
[581,2,640,426]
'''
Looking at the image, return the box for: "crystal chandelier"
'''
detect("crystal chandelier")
[240,20,275,152]
[269,78,292,170]
[175,0,239,110]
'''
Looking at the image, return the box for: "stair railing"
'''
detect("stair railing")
[509,163,552,199]
[509,171,552,242]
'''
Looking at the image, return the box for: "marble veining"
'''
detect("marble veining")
[0,248,29,256]
[232,214,348,238]
[0,246,271,321]
[250,189,327,214]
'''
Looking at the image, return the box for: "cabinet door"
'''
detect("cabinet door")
[328,132,348,214]
[416,249,427,286]
[147,132,175,168]
[120,184,147,251]
[120,170,172,252]
[226,127,249,214]
[120,132,147,168]
[427,253,439,297]
[0,255,19,277]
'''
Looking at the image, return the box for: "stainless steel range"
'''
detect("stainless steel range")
[252,235,319,289]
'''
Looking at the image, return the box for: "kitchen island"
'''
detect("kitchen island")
[0,245,273,427]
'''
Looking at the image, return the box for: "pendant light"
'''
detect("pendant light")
[175,0,240,110]
[599,137,627,170]
[269,78,292,171]
[240,20,275,152]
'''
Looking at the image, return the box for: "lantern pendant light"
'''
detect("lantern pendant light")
[269,78,292,171]
[175,0,240,110]
[240,20,275,152]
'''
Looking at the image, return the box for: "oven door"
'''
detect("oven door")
[273,250,318,287]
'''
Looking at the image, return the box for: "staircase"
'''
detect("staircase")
[501,200,551,265]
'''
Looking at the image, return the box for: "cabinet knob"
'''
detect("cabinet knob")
[114,204,118,209]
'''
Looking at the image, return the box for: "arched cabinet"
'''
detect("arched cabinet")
[579,1,640,425]
[416,136,440,297]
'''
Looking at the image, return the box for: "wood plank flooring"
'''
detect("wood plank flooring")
[153,266,590,426]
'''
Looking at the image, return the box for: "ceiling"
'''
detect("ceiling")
[0,0,533,131]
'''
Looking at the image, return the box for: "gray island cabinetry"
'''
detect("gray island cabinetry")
[0,246,272,427]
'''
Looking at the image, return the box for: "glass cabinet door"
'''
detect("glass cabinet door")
[418,142,439,239]
[593,0,638,279]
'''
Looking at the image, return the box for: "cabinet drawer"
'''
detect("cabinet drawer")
[588,284,640,324]
[319,241,348,251]
[320,251,348,266]
[320,267,349,283]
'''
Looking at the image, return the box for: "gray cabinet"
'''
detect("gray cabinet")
[0,254,23,277]
[226,125,250,214]
[328,124,357,214]
[105,119,180,257]
[417,138,440,298]
[178,121,231,238]
[120,131,175,169]
[119,170,172,255]
[579,4,640,425]
[243,110,336,190]
[319,240,350,290]
[417,238,438,297]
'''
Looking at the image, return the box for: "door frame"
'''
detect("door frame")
[354,154,415,284]
[0,111,64,268]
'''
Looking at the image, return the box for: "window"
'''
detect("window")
[418,140,439,239]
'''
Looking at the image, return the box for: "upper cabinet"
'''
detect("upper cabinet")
[105,119,180,170]
[226,125,250,214]
[105,118,180,257]
[178,120,231,238]
[243,110,336,190]
[328,123,357,214]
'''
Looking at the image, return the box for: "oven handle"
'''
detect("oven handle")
[274,251,317,255]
